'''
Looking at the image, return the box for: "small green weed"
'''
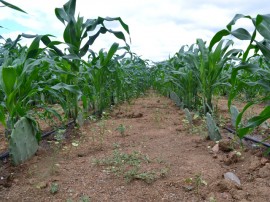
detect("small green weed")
[79,195,91,202]
[116,124,126,137]
[93,149,168,183]
[184,173,207,195]
[50,182,59,194]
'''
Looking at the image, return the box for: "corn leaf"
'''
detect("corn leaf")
[0,105,6,127]
[2,66,16,95]
[209,29,230,51]
[255,14,270,40]
[104,43,119,66]
[0,0,27,13]
[230,28,252,40]
[238,106,270,138]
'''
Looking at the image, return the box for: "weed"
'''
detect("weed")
[49,132,64,175]
[79,195,91,202]
[91,118,108,149]
[194,173,207,195]
[154,108,163,127]
[113,142,121,149]
[50,182,59,194]
[116,124,126,137]
[209,196,217,202]
[92,149,168,183]
[184,173,207,195]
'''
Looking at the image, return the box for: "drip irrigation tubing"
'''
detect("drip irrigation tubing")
[223,126,270,148]
[0,120,75,161]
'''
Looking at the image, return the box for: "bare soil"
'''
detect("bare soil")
[0,91,270,201]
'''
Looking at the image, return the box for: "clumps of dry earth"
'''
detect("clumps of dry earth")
[0,91,270,201]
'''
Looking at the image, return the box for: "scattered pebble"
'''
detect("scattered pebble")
[224,172,241,186]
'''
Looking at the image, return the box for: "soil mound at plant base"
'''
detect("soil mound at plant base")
[0,91,270,201]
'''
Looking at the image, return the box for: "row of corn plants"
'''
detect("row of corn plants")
[210,14,270,140]
[151,13,270,143]
[0,0,150,165]
[151,38,242,114]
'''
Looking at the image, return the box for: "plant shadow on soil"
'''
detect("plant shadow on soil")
[0,91,270,201]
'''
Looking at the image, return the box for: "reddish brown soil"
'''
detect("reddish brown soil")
[0,92,270,201]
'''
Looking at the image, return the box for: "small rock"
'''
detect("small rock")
[36,181,47,189]
[224,172,241,186]
[182,185,194,192]
[212,144,219,153]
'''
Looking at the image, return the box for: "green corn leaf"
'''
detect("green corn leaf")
[40,36,64,56]
[255,14,270,40]
[108,30,127,42]
[102,17,130,35]
[63,21,76,45]
[2,66,16,95]
[0,105,6,127]
[196,38,208,64]
[238,106,270,138]
[87,27,107,46]
[63,0,76,19]
[55,7,68,24]
[209,29,230,51]
[26,35,43,59]
[228,63,259,107]
[51,83,82,97]
[62,54,81,60]
[104,43,119,66]
[235,102,254,131]
[255,40,270,60]
[230,28,252,40]
[242,43,256,62]
[227,14,251,30]
[0,0,27,13]
[38,105,62,123]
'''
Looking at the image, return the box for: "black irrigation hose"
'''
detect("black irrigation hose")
[0,120,76,161]
[41,120,75,138]
[223,126,270,148]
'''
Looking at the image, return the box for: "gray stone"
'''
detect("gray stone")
[224,172,241,186]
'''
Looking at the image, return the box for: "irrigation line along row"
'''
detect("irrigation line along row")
[0,120,75,161]
[223,126,270,148]
[169,94,270,148]
[0,98,118,162]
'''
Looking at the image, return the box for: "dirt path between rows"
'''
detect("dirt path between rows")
[1,91,270,201]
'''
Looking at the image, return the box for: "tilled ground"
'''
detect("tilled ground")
[0,91,270,201]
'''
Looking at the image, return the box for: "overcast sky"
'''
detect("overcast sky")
[1,0,270,61]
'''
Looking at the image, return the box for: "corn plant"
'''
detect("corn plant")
[49,0,130,121]
[172,46,200,109]
[0,34,82,137]
[151,37,241,114]
[183,38,241,113]
[210,14,270,138]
